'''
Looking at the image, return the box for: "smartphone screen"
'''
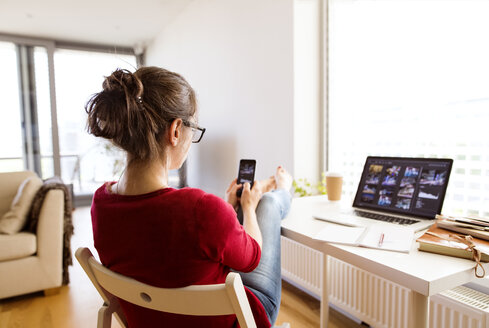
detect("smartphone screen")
[237,159,256,196]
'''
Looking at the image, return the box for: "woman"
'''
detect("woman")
[86,66,292,327]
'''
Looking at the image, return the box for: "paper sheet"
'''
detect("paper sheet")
[315,225,367,246]
[359,225,414,253]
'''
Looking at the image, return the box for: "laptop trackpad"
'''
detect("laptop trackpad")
[314,213,365,227]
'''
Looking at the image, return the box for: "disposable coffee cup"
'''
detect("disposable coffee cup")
[326,172,343,201]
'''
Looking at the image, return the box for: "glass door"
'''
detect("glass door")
[0,39,57,179]
[1,35,142,202]
[0,42,24,172]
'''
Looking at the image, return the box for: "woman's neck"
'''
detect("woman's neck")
[114,160,169,195]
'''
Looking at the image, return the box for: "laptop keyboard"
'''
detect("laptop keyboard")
[354,210,419,225]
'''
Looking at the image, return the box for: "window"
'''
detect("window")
[0,42,23,172]
[328,0,489,216]
[54,49,137,195]
[0,35,139,199]
[0,42,55,179]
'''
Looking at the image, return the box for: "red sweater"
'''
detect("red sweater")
[91,183,270,327]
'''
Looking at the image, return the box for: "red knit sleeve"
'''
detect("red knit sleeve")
[196,193,261,272]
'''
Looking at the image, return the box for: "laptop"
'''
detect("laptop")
[315,156,454,232]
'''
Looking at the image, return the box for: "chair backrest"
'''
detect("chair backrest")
[75,247,257,328]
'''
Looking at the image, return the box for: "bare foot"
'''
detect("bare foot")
[275,166,292,190]
[257,176,276,194]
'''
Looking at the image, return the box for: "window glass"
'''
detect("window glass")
[328,0,489,216]
[54,49,136,195]
[0,42,23,172]
[34,46,55,179]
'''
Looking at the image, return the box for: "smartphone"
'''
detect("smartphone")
[236,159,256,197]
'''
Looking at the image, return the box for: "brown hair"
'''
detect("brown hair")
[85,66,197,162]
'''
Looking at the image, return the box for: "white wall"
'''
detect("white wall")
[145,0,294,196]
[294,0,322,184]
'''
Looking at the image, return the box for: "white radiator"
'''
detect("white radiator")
[280,236,489,328]
[281,236,323,299]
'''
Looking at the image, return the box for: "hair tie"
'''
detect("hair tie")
[135,96,145,111]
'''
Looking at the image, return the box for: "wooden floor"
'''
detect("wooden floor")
[0,207,364,328]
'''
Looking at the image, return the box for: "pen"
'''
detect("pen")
[378,233,385,247]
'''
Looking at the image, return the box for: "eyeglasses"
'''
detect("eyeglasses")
[182,120,206,143]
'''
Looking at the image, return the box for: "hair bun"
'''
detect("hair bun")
[103,69,143,97]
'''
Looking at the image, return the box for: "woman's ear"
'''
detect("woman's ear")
[168,118,183,146]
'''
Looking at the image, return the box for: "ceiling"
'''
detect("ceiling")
[0,0,193,50]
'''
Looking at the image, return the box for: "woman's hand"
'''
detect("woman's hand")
[240,181,263,214]
[240,181,263,249]
[225,179,242,210]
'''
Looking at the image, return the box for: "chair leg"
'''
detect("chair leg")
[98,305,112,328]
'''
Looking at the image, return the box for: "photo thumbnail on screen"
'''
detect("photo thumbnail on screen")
[418,186,440,200]
[420,170,447,186]
[404,166,420,177]
[382,165,401,186]
[400,176,416,187]
[361,185,376,203]
[366,164,383,184]
[378,188,394,206]
[395,198,411,210]
[398,185,415,198]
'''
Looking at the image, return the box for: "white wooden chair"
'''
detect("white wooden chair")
[76,247,290,328]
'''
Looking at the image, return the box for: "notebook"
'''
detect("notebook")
[314,224,414,253]
[416,222,489,262]
[315,156,453,232]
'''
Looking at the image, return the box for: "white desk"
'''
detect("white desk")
[281,195,489,328]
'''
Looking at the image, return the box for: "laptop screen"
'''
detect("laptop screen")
[353,157,453,219]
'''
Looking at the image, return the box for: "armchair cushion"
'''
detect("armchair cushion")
[0,176,43,235]
[0,232,36,261]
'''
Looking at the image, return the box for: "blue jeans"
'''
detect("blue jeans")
[236,189,292,325]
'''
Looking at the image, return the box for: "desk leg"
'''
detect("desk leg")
[321,253,329,328]
[412,291,429,328]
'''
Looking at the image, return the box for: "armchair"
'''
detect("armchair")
[0,171,64,299]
